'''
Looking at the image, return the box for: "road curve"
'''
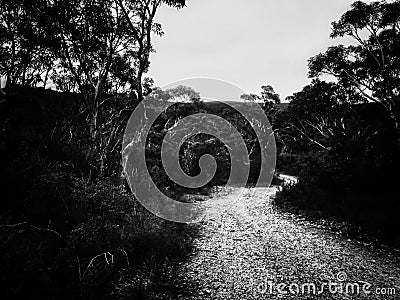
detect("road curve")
[160,186,400,299]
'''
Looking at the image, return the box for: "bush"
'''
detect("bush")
[274,149,400,246]
[0,162,198,299]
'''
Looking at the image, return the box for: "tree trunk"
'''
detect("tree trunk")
[43,67,51,89]
[135,73,143,102]
[90,87,100,141]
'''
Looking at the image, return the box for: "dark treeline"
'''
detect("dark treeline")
[0,1,203,299]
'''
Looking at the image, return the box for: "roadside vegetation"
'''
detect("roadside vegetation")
[1,0,399,299]
[273,0,400,247]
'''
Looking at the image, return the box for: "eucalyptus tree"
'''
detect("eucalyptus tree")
[0,0,54,88]
[309,0,400,139]
[40,0,185,138]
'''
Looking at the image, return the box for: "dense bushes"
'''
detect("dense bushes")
[2,87,270,298]
[0,162,198,299]
[0,88,200,299]
[144,101,265,197]
[274,83,400,245]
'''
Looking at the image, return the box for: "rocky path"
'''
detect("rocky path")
[162,185,400,299]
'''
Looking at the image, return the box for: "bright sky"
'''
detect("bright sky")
[147,0,366,100]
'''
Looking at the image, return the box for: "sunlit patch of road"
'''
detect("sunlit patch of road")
[159,183,400,299]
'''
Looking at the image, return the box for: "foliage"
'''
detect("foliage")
[167,85,201,102]
[0,0,55,87]
[275,1,400,246]
[144,98,264,196]
[0,166,197,299]
[241,84,281,105]
[308,0,400,138]
[0,83,198,300]
[0,1,204,298]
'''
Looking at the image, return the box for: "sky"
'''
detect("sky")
[146,0,366,101]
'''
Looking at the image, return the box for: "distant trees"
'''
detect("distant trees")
[240,85,281,118]
[240,93,260,102]
[309,0,400,139]
[260,85,280,104]
[145,85,202,104]
[241,85,280,105]
[166,85,201,102]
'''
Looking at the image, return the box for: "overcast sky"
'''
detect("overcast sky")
[147,0,367,100]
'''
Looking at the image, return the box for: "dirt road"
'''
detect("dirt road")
[160,186,400,299]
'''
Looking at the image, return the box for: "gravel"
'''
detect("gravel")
[156,186,400,299]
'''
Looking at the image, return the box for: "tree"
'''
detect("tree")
[46,0,139,137]
[116,0,185,102]
[166,85,201,102]
[39,0,186,138]
[240,85,280,104]
[0,0,54,88]
[308,0,400,139]
[261,85,280,104]
[280,80,352,153]
[0,0,187,176]
[240,85,281,119]
[240,93,261,102]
